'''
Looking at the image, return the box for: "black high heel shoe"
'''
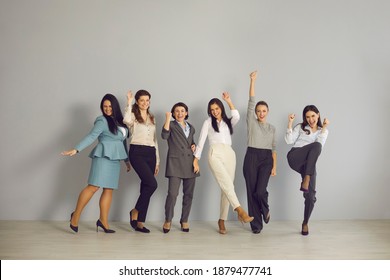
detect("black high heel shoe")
[96,219,115,233]
[69,212,78,233]
[129,210,137,229]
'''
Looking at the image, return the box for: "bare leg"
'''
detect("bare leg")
[71,185,100,226]
[99,188,113,228]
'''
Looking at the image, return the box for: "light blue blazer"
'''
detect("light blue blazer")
[75,115,128,160]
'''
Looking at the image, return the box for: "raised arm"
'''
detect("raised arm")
[222,92,235,110]
[285,113,298,144]
[123,90,134,126]
[287,113,295,130]
[163,112,172,131]
[249,70,257,98]
[161,111,172,140]
[322,118,330,133]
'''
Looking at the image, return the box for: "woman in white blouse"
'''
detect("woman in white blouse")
[124,90,160,233]
[194,92,253,234]
[285,105,330,236]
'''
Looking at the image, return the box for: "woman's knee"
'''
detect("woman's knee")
[142,179,158,194]
[312,142,322,153]
[304,192,317,203]
[87,185,100,193]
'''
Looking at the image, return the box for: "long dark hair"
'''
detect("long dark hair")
[208,98,233,135]
[132,90,155,124]
[171,102,189,120]
[100,93,126,135]
[300,104,322,135]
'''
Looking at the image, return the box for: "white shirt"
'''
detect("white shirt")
[285,125,328,148]
[194,109,240,159]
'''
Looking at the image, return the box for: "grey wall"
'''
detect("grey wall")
[1,0,389,222]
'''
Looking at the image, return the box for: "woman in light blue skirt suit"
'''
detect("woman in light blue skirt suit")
[62,94,130,233]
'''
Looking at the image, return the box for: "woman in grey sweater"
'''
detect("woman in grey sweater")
[243,71,277,234]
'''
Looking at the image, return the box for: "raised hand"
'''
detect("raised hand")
[287,113,295,129]
[250,70,257,80]
[127,90,133,106]
[222,92,231,102]
[322,117,330,128]
[288,113,295,122]
[222,92,235,109]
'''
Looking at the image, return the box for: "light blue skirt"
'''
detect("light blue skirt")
[88,157,121,189]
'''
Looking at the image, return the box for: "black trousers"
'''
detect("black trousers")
[287,142,322,224]
[129,144,158,223]
[243,147,273,231]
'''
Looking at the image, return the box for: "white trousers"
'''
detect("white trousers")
[208,143,241,220]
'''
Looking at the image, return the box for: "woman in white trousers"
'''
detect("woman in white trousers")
[194,92,253,234]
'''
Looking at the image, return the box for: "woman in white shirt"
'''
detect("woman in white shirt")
[124,90,160,233]
[194,92,253,234]
[285,105,330,236]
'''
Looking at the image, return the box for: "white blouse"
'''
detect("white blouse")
[285,125,328,148]
[194,109,240,159]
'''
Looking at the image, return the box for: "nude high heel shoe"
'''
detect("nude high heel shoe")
[218,219,227,234]
[235,206,254,223]
[162,221,171,234]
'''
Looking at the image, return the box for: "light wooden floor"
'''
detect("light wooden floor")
[0,220,389,260]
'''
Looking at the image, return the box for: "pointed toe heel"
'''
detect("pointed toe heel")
[301,223,309,236]
[180,222,190,233]
[235,206,254,224]
[96,219,115,233]
[163,222,171,234]
[70,212,78,233]
[218,219,227,234]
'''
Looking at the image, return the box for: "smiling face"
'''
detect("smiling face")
[209,103,222,121]
[305,110,320,129]
[256,104,268,123]
[173,106,188,123]
[136,95,150,111]
[102,100,112,116]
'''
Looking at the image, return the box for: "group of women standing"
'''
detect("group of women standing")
[62,70,329,236]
